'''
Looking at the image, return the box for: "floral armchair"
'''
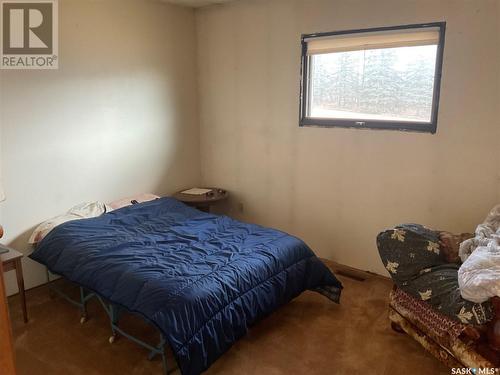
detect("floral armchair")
[377,224,499,368]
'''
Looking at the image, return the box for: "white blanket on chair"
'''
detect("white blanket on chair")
[458,205,500,303]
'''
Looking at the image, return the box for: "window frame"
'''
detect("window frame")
[299,22,446,134]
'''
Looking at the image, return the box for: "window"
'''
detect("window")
[299,23,446,133]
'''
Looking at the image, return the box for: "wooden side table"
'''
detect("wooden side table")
[1,245,28,323]
[173,188,229,213]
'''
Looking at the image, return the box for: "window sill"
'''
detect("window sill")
[299,118,436,134]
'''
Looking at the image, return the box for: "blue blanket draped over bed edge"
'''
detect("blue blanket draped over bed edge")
[30,198,342,375]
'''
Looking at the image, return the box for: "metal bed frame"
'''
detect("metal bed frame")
[46,269,172,375]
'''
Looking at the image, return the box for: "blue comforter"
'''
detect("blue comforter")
[30,198,342,375]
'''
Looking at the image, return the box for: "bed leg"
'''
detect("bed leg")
[146,333,170,375]
[161,352,168,375]
[108,303,120,343]
[96,296,172,372]
[46,268,56,300]
[109,333,118,344]
[158,334,168,375]
[79,287,89,324]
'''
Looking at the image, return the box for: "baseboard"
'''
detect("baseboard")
[322,259,390,282]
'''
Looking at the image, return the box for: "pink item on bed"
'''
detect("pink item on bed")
[108,193,160,210]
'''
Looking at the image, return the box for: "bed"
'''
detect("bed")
[30,197,342,375]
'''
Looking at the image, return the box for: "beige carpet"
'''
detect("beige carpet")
[8,271,448,375]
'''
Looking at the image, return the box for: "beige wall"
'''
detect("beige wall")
[196,0,500,275]
[1,0,498,295]
[0,0,200,294]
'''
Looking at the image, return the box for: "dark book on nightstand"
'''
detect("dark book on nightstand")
[0,244,10,255]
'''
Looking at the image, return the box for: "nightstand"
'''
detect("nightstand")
[1,245,28,323]
[173,187,229,213]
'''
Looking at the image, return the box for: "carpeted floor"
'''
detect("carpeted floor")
[8,271,448,375]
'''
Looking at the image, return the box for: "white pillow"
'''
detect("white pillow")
[29,201,111,244]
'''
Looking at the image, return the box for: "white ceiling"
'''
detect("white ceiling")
[162,0,235,8]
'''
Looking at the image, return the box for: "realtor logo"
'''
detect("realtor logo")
[1,0,58,69]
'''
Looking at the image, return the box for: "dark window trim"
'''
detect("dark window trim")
[299,22,446,134]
